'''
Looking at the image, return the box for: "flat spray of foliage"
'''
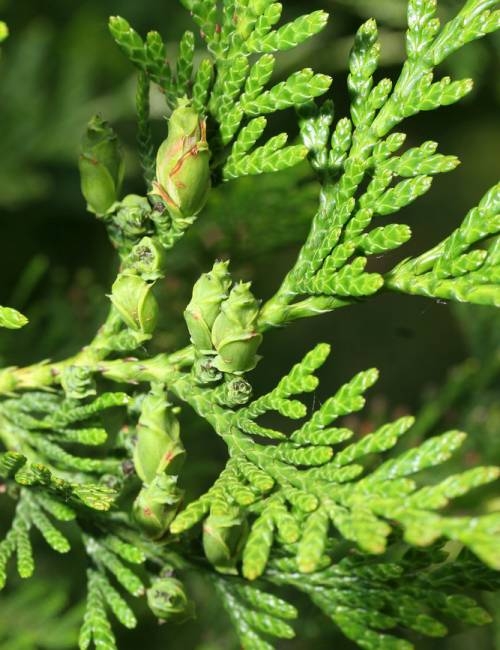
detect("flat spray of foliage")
[1,1,500,648]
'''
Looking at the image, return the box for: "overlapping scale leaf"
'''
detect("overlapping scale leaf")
[380,141,459,177]
[176,30,195,95]
[242,69,331,116]
[0,453,116,511]
[169,459,260,535]
[170,496,210,534]
[215,577,297,650]
[269,551,499,650]
[270,0,500,322]
[387,182,500,306]
[348,19,380,127]
[296,507,329,573]
[24,495,71,554]
[406,0,440,60]
[429,0,500,65]
[79,570,118,650]
[192,58,214,114]
[244,10,328,53]
[0,492,77,591]
[224,140,308,180]
[47,392,129,428]
[242,511,274,580]
[85,537,144,597]
[90,571,137,629]
[13,508,35,579]
[333,416,415,468]
[367,430,466,481]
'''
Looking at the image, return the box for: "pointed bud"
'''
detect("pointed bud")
[133,387,185,483]
[203,507,247,574]
[211,283,262,374]
[151,100,211,219]
[146,575,194,623]
[79,115,124,215]
[184,261,232,351]
[133,474,184,539]
[110,273,158,334]
[128,237,167,281]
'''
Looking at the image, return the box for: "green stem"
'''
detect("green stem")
[0,345,195,396]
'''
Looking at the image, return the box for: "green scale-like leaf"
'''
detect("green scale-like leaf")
[1,3,500,650]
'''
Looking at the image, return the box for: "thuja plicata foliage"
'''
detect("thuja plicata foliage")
[1,1,500,648]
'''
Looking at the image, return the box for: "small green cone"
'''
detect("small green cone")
[211,282,262,374]
[151,99,211,220]
[79,115,124,215]
[146,575,194,623]
[184,260,232,351]
[110,273,158,335]
[132,474,184,539]
[215,377,253,407]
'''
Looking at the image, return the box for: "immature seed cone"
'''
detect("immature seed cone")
[132,474,184,539]
[133,386,185,483]
[211,282,263,374]
[114,194,152,239]
[79,115,124,215]
[128,237,167,282]
[146,575,194,623]
[202,507,247,574]
[216,377,253,407]
[192,355,223,385]
[184,260,232,351]
[110,273,158,335]
[151,99,211,220]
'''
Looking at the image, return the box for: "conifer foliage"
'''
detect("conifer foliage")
[1,1,500,648]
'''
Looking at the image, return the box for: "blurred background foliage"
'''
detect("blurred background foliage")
[0,0,499,648]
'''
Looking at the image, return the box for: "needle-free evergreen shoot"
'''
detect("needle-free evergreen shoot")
[1,2,500,648]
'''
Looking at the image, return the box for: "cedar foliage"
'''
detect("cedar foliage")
[0,2,500,649]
